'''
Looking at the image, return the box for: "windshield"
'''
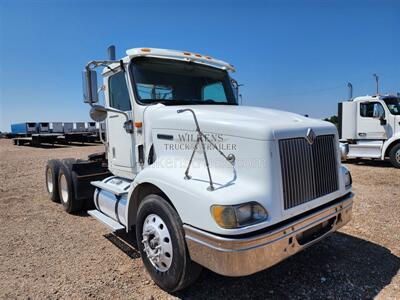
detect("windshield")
[383,97,400,115]
[130,57,237,105]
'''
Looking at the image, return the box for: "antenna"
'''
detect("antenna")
[347,82,353,100]
[373,73,379,95]
[108,45,116,61]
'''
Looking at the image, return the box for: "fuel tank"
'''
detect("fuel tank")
[93,177,132,226]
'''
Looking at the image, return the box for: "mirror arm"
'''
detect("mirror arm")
[85,60,119,72]
[86,60,119,69]
[103,106,130,122]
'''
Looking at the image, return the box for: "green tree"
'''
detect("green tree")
[323,115,339,128]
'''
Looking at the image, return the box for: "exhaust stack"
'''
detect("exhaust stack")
[373,73,379,95]
[347,82,353,100]
[108,45,116,61]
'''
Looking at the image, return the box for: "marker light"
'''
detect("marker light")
[134,122,143,128]
[141,48,151,52]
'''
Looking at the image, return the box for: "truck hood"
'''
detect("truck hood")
[147,105,336,141]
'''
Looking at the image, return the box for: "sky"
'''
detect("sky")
[0,0,399,132]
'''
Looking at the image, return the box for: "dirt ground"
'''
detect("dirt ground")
[0,139,399,299]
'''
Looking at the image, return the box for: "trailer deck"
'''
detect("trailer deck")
[12,132,101,146]
[12,133,61,146]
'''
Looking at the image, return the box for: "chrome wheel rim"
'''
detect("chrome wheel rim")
[142,214,173,272]
[59,174,69,204]
[46,168,53,193]
[396,149,400,164]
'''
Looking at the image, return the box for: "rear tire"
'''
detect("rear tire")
[389,143,400,168]
[136,195,202,292]
[58,160,83,213]
[45,160,62,202]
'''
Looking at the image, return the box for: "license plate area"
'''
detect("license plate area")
[296,216,336,245]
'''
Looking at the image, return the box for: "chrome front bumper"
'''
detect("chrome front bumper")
[184,193,354,277]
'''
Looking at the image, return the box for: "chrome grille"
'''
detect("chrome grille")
[279,134,338,210]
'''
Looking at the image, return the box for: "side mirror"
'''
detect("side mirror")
[231,78,239,102]
[90,105,107,122]
[82,70,99,104]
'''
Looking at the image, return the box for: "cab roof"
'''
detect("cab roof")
[352,94,399,102]
[103,47,235,75]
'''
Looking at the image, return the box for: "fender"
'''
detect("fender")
[125,165,219,234]
[381,133,400,159]
[123,163,275,236]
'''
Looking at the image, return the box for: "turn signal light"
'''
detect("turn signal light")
[134,122,143,128]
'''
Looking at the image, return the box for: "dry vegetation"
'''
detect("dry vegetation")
[0,139,399,299]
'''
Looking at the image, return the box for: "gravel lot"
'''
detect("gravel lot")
[0,139,399,299]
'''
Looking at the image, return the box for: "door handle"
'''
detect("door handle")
[358,133,366,137]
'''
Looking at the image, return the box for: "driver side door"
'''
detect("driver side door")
[357,101,387,139]
[106,71,136,178]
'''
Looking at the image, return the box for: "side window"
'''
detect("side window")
[203,82,227,102]
[360,102,384,118]
[109,72,131,111]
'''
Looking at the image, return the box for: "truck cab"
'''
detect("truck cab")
[45,47,354,292]
[339,94,400,167]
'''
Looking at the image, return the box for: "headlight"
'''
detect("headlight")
[344,169,352,188]
[211,202,268,229]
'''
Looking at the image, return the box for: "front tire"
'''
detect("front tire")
[136,195,202,292]
[389,143,400,168]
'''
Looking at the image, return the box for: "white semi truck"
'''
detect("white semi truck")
[45,46,354,292]
[338,90,400,168]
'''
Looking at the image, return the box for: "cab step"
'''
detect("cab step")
[91,179,129,196]
[88,209,125,231]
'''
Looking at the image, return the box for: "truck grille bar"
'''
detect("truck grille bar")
[279,135,338,210]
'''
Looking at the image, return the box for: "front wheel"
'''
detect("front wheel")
[389,144,400,168]
[136,195,202,292]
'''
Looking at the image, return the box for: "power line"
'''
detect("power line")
[260,72,400,98]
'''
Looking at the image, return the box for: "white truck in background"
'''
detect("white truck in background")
[45,46,354,292]
[338,85,400,168]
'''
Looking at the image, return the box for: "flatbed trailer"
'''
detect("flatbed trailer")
[59,132,93,144]
[12,133,61,146]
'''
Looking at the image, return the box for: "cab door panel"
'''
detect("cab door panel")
[107,112,135,170]
[357,101,387,139]
[105,71,136,178]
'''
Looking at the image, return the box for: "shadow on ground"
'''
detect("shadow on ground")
[345,159,394,168]
[104,230,141,260]
[106,231,399,299]
[9,140,101,149]
[178,232,399,299]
